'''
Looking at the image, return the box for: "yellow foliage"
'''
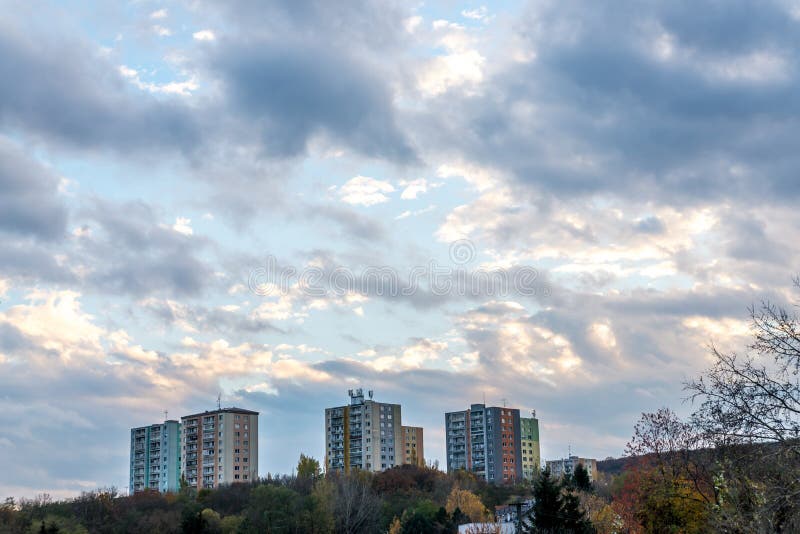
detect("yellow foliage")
[445,485,489,523]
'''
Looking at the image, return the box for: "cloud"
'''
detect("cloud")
[0,138,68,240]
[208,40,416,162]
[0,16,200,154]
[395,205,436,220]
[415,0,800,205]
[462,7,490,21]
[400,178,428,199]
[193,29,216,41]
[171,217,193,236]
[417,21,485,96]
[338,176,395,206]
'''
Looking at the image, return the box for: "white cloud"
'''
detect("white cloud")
[400,178,428,199]
[193,29,216,41]
[416,20,486,96]
[150,9,168,19]
[461,6,492,22]
[404,15,423,33]
[172,217,193,236]
[338,175,395,206]
[0,290,105,363]
[119,65,198,96]
[395,205,436,220]
[152,25,172,37]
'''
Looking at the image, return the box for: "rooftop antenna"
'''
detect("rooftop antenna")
[164,409,168,421]
[217,393,221,410]
[502,398,507,408]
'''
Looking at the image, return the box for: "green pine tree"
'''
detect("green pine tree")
[561,491,595,533]
[573,463,593,492]
[528,469,563,532]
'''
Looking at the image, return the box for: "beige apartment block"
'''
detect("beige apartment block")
[181,407,259,490]
[401,425,425,467]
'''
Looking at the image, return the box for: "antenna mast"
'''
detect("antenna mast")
[217,393,221,410]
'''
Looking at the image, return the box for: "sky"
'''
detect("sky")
[1,0,800,499]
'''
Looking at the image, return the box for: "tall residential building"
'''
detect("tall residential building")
[445,404,522,483]
[546,456,598,484]
[402,426,425,467]
[520,414,541,480]
[325,389,403,473]
[129,420,181,493]
[181,407,259,490]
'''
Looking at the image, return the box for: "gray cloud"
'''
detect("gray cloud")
[0,19,200,155]
[73,199,215,297]
[209,40,415,163]
[418,0,800,205]
[0,138,68,240]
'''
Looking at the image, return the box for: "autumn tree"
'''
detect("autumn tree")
[445,486,489,524]
[297,454,322,481]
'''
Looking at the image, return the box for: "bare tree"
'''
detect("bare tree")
[331,473,382,534]
[685,280,800,531]
[626,408,717,508]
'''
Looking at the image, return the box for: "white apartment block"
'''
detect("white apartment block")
[325,389,403,473]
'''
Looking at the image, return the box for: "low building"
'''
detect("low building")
[546,455,598,483]
[129,419,181,493]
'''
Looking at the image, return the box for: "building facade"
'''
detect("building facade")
[129,420,181,493]
[181,407,259,490]
[520,414,541,480]
[546,456,598,483]
[325,389,404,473]
[445,404,523,483]
[402,426,425,467]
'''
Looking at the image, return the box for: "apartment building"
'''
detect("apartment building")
[445,404,522,483]
[325,389,403,473]
[129,420,181,493]
[402,426,425,467]
[181,407,259,490]
[546,456,598,483]
[520,414,541,480]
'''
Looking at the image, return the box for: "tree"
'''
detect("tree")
[238,485,298,533]
[685,284,800,531]
[331,473,382,534]
[561,492,595,534]
[528,469,562,532]
[445,486,488,523]
[297,454,322,481]
[573,464,592,492]
[527,469,594,533]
